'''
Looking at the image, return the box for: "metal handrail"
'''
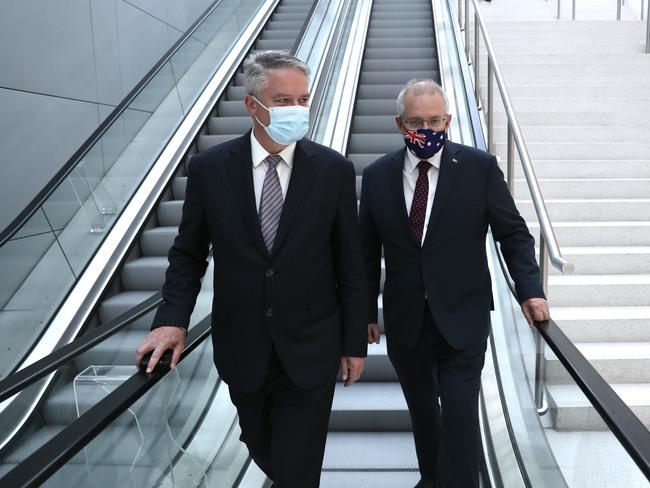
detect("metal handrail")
[463,0,574,280]
[459,0,574,415]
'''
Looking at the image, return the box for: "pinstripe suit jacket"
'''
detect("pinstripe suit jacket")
[152,132,368,392]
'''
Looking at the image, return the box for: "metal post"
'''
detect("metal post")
[535,238,550,414]
[465,0,470,59]
[507,124,514,195]
[557,0,561,20]
[487,59,494,153]
[617,0,622,20]
[572,0,576,20]
[646,0,650,52]
[534,329,548,414]
[474,12,480,101]
[458,0,463,29]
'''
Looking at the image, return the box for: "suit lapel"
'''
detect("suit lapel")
[423,141,462,246]
[271,139,318,257]
[386,148,420,247]
[225,133,269,257]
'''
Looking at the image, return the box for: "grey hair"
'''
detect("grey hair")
[396,79,449,116]
[243,50,310,98]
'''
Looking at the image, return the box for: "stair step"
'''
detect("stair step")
[140,226,178,256]
[98,291,157,330]
[323,432,417,470]
[158,200,183,226]
[516,198,650,222]
[330,383,408,431]
[546,274,650,307]
[544,246,650,275]
[320,471,421,487]
[528,221,650,247]
[517,178,650,199]
[547,383,650,431]
[552,306,650,342]
[546,342,650,384]
[512,160,650,179]
[121,256,169,291]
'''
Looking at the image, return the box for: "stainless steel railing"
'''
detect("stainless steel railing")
[457,0,575,413]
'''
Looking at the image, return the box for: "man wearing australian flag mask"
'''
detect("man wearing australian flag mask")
[360,79,549,488]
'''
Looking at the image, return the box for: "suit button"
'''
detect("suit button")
[266,269,274,278]
[266,308,274,317]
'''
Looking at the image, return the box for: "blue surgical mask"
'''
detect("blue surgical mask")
[403,128,447,159]
[253,97,309,145]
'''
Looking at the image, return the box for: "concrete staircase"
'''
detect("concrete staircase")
[476,0,650,434]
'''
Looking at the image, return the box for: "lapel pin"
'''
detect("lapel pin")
[452,158,458,164]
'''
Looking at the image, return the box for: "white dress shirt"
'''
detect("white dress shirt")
[251,131,296,212]
[403,146,443,246]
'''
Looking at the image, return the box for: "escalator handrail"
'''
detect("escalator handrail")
[0,316,213,488]
[0,292,162,403]
[0,0,226,247]
[493,247,650,480]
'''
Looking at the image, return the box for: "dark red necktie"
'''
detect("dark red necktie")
[409,160,432,244]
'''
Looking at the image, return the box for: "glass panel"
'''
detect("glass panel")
[0,0,268,377]
[41,340,246,488]
[0,210,77,376]
[489,238,649,487]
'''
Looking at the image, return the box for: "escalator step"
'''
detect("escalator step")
[209,116,252,134]
[157,200,183,226]
[359,71,438,85]
[141,226,178,256]
[198,134,240,152]
[121,257,169,291]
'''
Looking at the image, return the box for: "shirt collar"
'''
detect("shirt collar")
[251,130,296,169]
[404,144,443,174]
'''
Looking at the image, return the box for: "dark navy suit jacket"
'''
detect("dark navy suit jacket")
[152,133,367,392]
[359,141,544,349]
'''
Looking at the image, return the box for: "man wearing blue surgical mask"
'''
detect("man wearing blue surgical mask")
[360,80,549,488]
[137,51,368,487]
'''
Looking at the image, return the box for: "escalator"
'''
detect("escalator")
[0,0,315,479]
[2,0,650,486]
[322,0,440,485]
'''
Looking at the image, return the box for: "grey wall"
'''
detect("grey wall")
[0,0,214,232]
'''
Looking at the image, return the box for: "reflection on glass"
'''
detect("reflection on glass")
[41,341,245,487]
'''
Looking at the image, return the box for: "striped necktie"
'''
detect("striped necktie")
[259,154,284,252]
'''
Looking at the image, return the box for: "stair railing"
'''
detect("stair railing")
[457,0,574,415]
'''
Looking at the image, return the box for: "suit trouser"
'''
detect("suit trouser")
[387,304,487,488]
[228,347,336,488]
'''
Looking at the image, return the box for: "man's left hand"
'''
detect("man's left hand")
[340,356,365,387]
[521,298,550,326]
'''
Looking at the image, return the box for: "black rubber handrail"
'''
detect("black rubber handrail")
[0,292,162,403]
[493,243,650,480]
[0,0,224,247]
[0,316,212,488]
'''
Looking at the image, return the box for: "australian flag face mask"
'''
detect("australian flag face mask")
[403,128,447,159]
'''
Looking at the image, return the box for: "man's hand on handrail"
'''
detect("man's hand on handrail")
[135,326,186,373]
